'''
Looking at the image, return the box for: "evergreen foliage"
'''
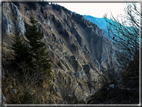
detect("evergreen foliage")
[12,15,51,77]
[25,15,52,76]
[11,29,32,65]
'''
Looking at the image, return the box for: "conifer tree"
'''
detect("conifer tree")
[11,29,32,65]
[25,15,51,76]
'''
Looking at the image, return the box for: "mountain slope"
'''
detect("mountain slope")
[83,15,115,40]
[83,15,108,30]
[2,2,120,104]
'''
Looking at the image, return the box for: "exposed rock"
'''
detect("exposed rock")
[2,67,5,78]
[2,13,10,36]
[3,3,25,38]
[12,89,17,94]
[2,2,121,103]
[2,92,7,107]
[11,3,25,35]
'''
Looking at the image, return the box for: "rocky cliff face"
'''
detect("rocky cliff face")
[2,2,120,103]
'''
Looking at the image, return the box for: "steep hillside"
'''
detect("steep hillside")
[2,2,121,104]
[83,15,115,40]
[83,15,108,30]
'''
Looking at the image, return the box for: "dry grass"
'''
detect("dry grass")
[2,42,14,62]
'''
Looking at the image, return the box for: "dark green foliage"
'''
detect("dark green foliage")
[24,20,31,32]
[26,2,37,10]
[25,15,52,76]
[12,15,52,77]
[42,31,44,37]
[11,29,32,65]
[40,7,44,14]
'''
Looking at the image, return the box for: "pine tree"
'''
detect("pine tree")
[25,15,51,76]
[11,29,32,65]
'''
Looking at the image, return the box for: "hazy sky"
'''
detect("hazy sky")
[0,0,140,18]
[57,3,127,18]
[56,2,140,26]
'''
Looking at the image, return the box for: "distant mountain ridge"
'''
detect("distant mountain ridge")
[83,15,109,30]
[83,15,114,40]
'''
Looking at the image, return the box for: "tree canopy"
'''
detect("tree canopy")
[11,29,32,65]
[12,15,52,77]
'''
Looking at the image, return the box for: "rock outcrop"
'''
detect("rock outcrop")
[2,2,120,103]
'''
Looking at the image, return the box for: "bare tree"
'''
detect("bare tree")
[17,62,43,91]
[11,61,48,103]
[101,3,140,103]
[104,3,141,68]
